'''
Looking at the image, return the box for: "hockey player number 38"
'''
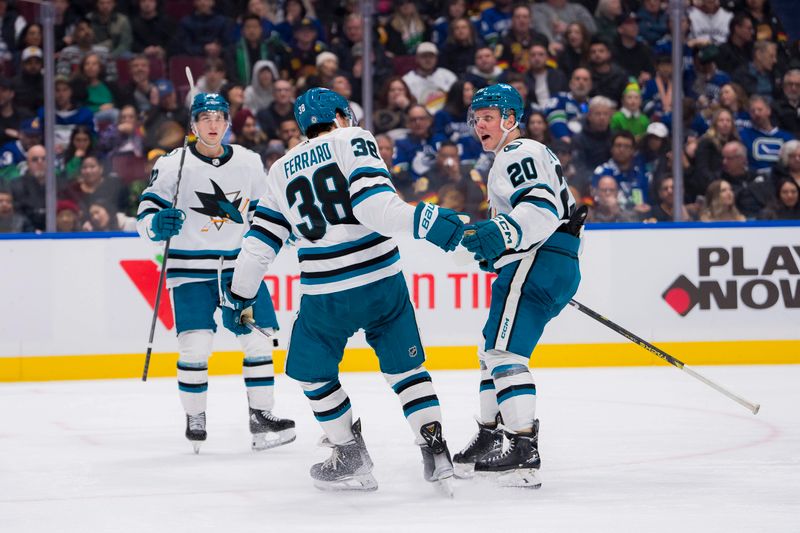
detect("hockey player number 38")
[286,162,358,241]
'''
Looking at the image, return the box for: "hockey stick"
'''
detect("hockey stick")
[142,67,197,381]
[567,299,761,415]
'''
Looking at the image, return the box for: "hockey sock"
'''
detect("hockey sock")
[485,350,536,433]
[300,379,354,445]
[239,332,275,411]
[384,366,443,446]
[177,330,213,415]
[478,350,500,425]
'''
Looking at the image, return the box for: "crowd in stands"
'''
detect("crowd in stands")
[1,0,800,234]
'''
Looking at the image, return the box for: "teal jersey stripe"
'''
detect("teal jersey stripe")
[170,248,241,257]
[351,184,394,207]
[403,399,440,417]
[140,192,171,209]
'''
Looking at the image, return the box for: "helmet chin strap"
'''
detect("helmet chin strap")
[492,117,519,154]
[192,123,227,152]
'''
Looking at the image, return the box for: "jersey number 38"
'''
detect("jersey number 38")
[286,163,357,241]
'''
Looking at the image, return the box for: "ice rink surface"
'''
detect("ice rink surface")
[1,364,798,533]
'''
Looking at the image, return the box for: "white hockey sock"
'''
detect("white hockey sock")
[300,379,354,445]
[485,350,536,433]
[478,351,500,425]
[239,332,275,411]
[177,330,213,416]
[384,366,442,446]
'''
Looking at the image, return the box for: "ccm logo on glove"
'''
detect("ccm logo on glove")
[491,215,519,248]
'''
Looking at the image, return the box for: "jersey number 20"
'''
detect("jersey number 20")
[286,163,357,241]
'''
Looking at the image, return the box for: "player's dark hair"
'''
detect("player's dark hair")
[305,109,348,139]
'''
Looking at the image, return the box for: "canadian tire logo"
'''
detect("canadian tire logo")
[662,246,800,317]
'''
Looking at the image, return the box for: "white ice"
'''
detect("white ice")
[1,365,798,533]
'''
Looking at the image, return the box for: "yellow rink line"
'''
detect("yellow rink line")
[1,340,798,382]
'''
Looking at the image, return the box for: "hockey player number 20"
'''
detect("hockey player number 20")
[286,163,357,241]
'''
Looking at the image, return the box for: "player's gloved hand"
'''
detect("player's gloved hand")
[413,202,466,252]
[149,208,185,241]
[462,214,521,261]
[476,255,497,273]
[222,283,258,336]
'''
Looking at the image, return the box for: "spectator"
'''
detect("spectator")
[10,145,47,230]
[642,54,674,119]
[612,12,654,84]
[98,105,144,160]
[87,0,132,58]
[244,60,278,114]
[394,104,437,180]
[770,140,800,189]
[57,18,118,82]
[225,13,289,85]
[55,199,81,232]
[261,142,285,172]
[553,138,583,195]
[118,55,154,114]
[759,178,800,220]
[532,0,596,51]
[543,67,592,141]
[594,0,623,43]
[54,0,80,53]
[739,0,786,45]
[688,108,739,202]
[222,83,245,123]
[653,13,696,72]
[13,47,45,113]
[720,140,774,218]
[437,183,466,213]
[432,80,482,164]
[39,76,96,154]
[304,51,340,90]
[286,17,327,82]
[0,0,25,64]
[276,117,301,148]
[476,0,512,48]
[586,175,638,222]
[130,0,174,60]
[60,154,127,215]
[556,22,591,78]
[375,132,409,199]
[274,0,323,45]
[739,95,793,172]
[688,0,733,45]
[524,43,568,107]
[686,45,731,109]
[717,81,752,129]
[332,13,387,75]
[440,16,482,77]
[59,124,95,181]
[14,23,43,67]
[143,79,188,151]
[231,108,267,151]
[716,13,754,75]
[171,0,232,57]
[465,46,504,90]
[385,0,429,55]
[0,188,33,232]
[417,140,485,213]
[402,42,457,115]
[329,75,363,125]
[643,176,690,222]
[772,69,800,137]
[504,71,532,111]
[373,77,415,137]
[572,95,615,176]
[637,0,668,47]
[610,81,650,139]
[348,42,393,107]
[431,0,468,48]
[82,199,135,231]
[71,51,120,115]
[635,121,670,187]
[587,37,628,106]
[0,117,42,181]
[731,40,778,98]
[185,58,228,107]
[496,4,548,74]
[592,130,651,213]
[524,110,553,146]
[699,178,745,221]
[255,79,294,140]
[0,77,30,147]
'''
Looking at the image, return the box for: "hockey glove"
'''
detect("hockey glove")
[413,202,466,252]
[462,214,521,261]
[150,208,185,241]
[222,283,258,336]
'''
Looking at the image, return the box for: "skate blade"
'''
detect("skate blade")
[252,428,296,451]
[191,442,202,454]
[313,473,378,492]
[482,468,541,489]
[431,476,454,498]
[453,462,475,479]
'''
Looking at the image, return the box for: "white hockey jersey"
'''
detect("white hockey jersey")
[136,143,266,288]
[488,138,578,269]
[232,127,419,298]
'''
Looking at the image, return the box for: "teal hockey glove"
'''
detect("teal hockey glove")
[413,202,467,252]
[462,214,521,261]
[150,208,185,241]
[222,283,258,336]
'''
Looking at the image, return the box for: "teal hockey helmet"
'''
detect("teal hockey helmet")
[469,83,524,124]
[191,92,230,122]
[293,87,353,135]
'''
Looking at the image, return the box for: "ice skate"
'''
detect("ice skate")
[419,421,455,498]
[452,415,504,479]
[249,408,296,450]
[185,412,207,454]
[474,420,542,489]
[310,419,377,492]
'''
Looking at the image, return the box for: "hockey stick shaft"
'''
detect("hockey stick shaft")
[568,299,760,414]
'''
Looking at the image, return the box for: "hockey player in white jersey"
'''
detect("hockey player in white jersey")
[227,87,466,494]
[136,93,295,453]
[452,84,584,487]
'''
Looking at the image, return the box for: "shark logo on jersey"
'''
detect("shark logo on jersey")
[191,178,245,230]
